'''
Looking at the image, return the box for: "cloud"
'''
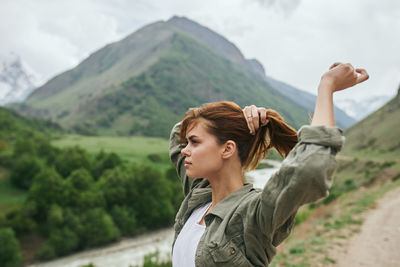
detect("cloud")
[253,0,301,16]
[0,0,144,85]
[0,0,399,102]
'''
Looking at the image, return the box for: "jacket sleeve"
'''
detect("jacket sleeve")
[249,125,345,246]
[169,122,205,196]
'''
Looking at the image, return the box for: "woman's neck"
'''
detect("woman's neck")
[207,162,244,208]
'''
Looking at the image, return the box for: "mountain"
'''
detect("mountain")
[0,53,38,105]
[335,95,392,121]
[342,88,400,157]
[12,16,351,137]
[166,16,355,128]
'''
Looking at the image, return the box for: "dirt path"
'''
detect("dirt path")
[332,186,400,267]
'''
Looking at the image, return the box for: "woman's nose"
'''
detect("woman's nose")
[181,145,190,156]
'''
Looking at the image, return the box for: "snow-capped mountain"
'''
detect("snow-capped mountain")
[335,95,392,121]
[0,53,38,105]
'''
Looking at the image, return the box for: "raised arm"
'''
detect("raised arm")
[311,62,369,126]
[242,63,368,256]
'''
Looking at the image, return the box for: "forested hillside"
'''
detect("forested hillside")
[0,106,182,266]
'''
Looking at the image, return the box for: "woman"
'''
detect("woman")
[169,62,369,266]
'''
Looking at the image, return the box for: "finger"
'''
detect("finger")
[251,105,259,132]
[344,63,354,72]
[258,108,267,125]
[329,62,342,70]
[243,106,255,134]
[355,68,369,84]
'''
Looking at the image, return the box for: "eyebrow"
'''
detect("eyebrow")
[186,135,199,141]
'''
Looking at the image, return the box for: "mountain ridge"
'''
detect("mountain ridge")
[11,16,353,137]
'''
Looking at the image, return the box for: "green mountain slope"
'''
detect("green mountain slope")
[342,89,400,160]
[166,16,355,129]
[12,17,325,137]
[0,107,61,143]
[23,21,175,112]
[69,32,309,137]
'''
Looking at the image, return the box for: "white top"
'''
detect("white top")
[172,202,212,267]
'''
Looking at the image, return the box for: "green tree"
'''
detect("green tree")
[28,167,65,221]
[64,169,105,210]
[0,227,22,267]
[79,208,120,247]
[165,166,184,211]
[62,208,84,241]
[66,168,94,191]
[10,154,43,189]
[46,227,79,257]
[131,165,175,228]
[110,205,138,236]
[98,168,136,208]
[13,138,35,157]
[4,207,37,236]
[93,152,122,179]
[54,146,92,178]
[34,134,60,163]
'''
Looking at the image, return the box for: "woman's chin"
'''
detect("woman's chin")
[186,171,200,179]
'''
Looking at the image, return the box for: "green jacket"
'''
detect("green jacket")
[169,122,344,266]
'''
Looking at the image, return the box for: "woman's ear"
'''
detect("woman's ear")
[221,140,237,159]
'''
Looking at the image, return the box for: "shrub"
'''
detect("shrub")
[10,154,43,189]
[132,166,175,228]
[93,152,122,179]
[147,154,163,163]
[13,138,35,157]
[5,208,37,236]
[0,227,22,267]
[28,167,66,221]
[36,243,56,260]
[54,146,92,178]
[47,227,79,257]
[295,209,312,226]
[141,251,172,267]
[110,205,138,236]
[98,168,133,208]
[165,167,184,211]
[66,168,94,191]
[80,208,120,247]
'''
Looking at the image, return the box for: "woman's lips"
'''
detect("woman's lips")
[184,161,192,168]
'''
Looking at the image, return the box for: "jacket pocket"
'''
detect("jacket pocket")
[210,238,252,266]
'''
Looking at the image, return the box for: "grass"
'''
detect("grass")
[52,134,172,170]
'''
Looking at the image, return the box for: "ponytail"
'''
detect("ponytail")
[244,109,298,170]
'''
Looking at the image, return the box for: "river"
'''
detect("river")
[29,160,281,267]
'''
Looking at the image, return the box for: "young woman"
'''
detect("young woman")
[169,62,369,266]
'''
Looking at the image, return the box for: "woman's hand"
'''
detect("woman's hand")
[311,62,369,126]
[321,62,369,93]
[243,105,269,135]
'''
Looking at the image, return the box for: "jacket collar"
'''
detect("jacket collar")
[190,183,254,220]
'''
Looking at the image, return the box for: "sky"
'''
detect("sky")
[1,0,399,101]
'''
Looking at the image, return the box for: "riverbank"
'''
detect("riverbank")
[29,228,174,267]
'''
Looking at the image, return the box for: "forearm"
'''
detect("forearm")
[311,80,335,127]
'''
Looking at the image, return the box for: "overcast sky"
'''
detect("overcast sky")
[1,0,399,101]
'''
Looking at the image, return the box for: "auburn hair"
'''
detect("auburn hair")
[179,101,299,171]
